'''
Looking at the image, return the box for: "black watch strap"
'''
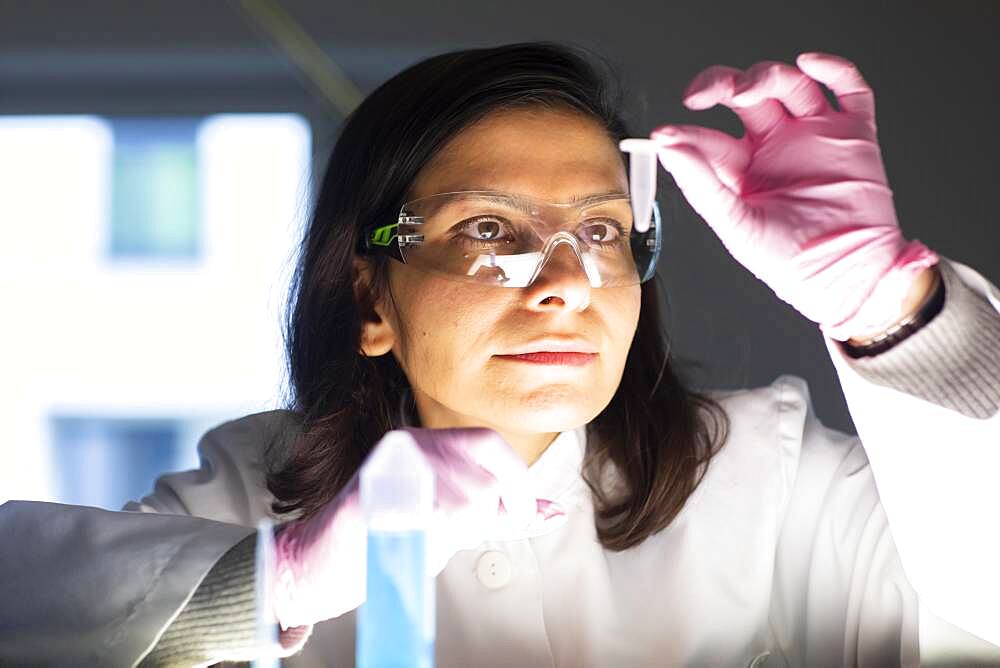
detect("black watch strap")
[841,267,945,359]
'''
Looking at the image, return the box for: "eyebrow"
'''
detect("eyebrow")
[568,190,629,203]
[450,189,629,208]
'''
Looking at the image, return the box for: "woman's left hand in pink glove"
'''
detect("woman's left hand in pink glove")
[652,52,939,341]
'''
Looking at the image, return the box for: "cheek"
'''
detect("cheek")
[388,271,495,388]
[628,286,642,328]
[608,286,642,350]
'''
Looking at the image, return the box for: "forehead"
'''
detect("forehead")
[408,107,628,202]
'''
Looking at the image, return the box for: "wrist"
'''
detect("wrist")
[840,265,945,358]
[846,266,939,345]
[818,239,940,342]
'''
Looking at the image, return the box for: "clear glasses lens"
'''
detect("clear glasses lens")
[396,192,660,287]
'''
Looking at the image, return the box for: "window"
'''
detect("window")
[110,118,201,259]
[49,416,189,510]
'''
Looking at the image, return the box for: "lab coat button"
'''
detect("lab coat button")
[475,550,512,589]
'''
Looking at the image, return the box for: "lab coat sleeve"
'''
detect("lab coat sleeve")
[768,377,920,667]
[0,410,299,666]
[0,501,254,666]
[821,257,1000,647]
[122,409,300,524]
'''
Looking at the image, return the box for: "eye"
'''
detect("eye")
[457,216,511,241]
[579,220,623,243]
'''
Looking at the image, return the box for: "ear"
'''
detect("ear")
[352,256,396,357]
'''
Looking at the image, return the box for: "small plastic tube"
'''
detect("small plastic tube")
[357,431,436,668]
[253,518,280,668]
[619,138,659,233]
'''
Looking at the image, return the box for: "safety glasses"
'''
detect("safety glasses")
[363,191,660,288]
[360,139,662,288]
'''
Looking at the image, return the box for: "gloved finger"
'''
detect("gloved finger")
[730,60,831,118]
[681,64,743,110]
[681,64,788,138]
[795,52,876,121]
[651,124,750,193]
[432,461,494,508]
[654,142,747,235]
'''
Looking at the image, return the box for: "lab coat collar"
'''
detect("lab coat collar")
[526,425,589,508]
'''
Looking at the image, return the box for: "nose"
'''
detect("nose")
[522,238,592,312]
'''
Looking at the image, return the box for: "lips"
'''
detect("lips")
[496,352,597,366]
[501,338,598,356]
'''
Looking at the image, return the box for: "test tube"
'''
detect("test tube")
[619,138,659,233]
[357,431,436,668]
[253,517,280,668]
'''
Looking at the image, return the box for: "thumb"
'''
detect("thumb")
[653,141,747,237]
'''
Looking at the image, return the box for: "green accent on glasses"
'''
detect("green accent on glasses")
[369,222,399,247]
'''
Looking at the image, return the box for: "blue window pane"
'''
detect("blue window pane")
[110,118,200,259]
[50,417,184,510]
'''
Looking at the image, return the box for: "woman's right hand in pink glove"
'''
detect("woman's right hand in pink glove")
[270,426,567,630]
[651,53,939,341]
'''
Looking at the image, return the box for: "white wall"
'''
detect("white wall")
[0,113,311,504]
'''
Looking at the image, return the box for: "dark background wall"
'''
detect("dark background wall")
[2,0,997,434]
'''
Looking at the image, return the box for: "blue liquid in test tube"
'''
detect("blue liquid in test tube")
[357,431,435,668]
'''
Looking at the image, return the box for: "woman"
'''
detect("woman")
[1,42,998,667]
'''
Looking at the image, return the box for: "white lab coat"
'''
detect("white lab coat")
[1,259,998,667]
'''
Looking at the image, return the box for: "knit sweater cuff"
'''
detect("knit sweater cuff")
[141,532,312,666]
[838,259,1000,419]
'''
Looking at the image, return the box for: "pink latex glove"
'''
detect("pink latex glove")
[270,426,566,630]
[652,52,939,341]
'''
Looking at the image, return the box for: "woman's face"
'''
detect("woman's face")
[364,107,641,442]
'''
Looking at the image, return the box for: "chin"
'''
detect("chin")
[492,386,607,433]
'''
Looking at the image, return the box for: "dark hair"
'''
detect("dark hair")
[268,42,729,551]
